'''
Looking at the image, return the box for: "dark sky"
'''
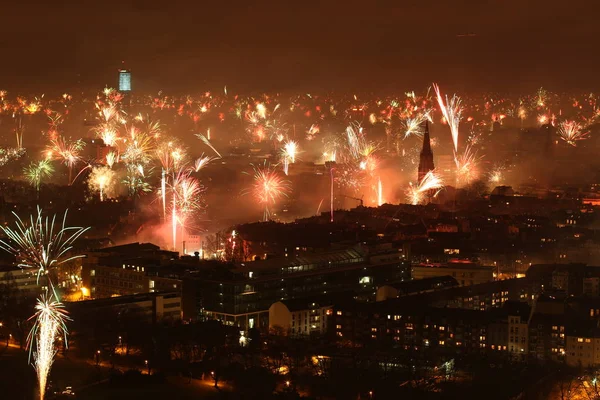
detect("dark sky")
[1,0,598,94]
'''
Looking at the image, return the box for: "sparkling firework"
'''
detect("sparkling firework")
[557,120,589,146]
[488,165,505,185]
[0,146,26,167]
[402,112,431,139]
[170,169,204,249]
[155,139,187,172]
[24,159,54,191]
[28,291,70,400]
[0,207,90,280]
[88,165,116,201]
[105,151,117,168]
[433,83,463,152]
[406,171,444,205]
[454,145,481,186]
[46,136,85,184]
[122,127,154,165]
[244,162,291,221]
[123,164,152,197]
[0,208,88,400]
[95,123,119,147]
[280,140,299,175]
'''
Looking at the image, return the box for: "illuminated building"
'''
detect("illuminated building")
[118,69,132,92]
[411,262,494,286]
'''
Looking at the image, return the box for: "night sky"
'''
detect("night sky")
[1,0,598,94]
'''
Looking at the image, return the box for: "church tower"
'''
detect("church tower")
[418,121,435,183]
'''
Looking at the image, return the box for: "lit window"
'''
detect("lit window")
[336,325,342,330]
[439,340,445,346]
[336,311,342,316]
[578,338,584,343]
[439,326,445,331]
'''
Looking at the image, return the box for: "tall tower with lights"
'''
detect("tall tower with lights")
[118,69,132,92]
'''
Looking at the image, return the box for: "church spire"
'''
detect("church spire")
[418,121,435,183]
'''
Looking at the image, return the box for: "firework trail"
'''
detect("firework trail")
[15,114,25,149]
[280,140,299,175]
[406,171,444,205]
[557,120,589,146]
[161,169,167,221]
[194,154,216,172]
[195,132,222,158]
[243,161,291,221]
[433,83,463,152]
[377,177,383,206]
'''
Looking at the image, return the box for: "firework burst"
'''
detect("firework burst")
[0,208,88,400]
[243,162,291,221]
[88,165,116,201]
[557,120,589,146]
[406,171,444,205]
[123,164,152,197]
[402,112,431,139]
[46,136,85,184]
[24,160,54,192]
[454,145,481,186]
[488,165,505,185]
[0,207,90,280]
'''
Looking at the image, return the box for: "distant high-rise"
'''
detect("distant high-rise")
[418,121,435,183]
[118,69,132,92]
